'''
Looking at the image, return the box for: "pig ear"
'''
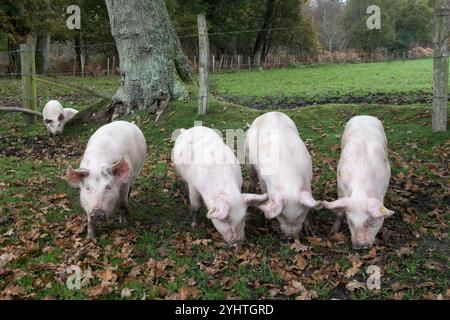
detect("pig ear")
[242,193,268,208]
[66,165,89,188]
[58,113,65,122]
[109,158,130,182]
[368,198,395,218]
[323,197,351,212]
[207,199,230,221]
[258,197,283,220]
[299,191,323,210]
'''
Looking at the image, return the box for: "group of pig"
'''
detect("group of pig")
[44,99,394,250]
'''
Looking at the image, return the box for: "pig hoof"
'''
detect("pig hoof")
[191,221,198,229]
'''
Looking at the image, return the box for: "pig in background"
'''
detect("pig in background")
[324,115,395,249]
[245,112,322,238]
[66,121,147,240]
[172,126,268,247]
[43,100,78,137]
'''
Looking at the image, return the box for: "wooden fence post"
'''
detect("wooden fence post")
[197,14,210,116]
[20,44,37,125]
[432,6,449,132]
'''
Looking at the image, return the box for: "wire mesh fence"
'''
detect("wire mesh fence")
[0,25,436,79]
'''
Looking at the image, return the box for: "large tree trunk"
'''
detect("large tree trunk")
[105,0,192,118]
[252,0,277,66]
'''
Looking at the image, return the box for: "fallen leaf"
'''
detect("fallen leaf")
[346,280,366,292]
[345,261,363,278]
[290,240,310,253]
[120,288,133,298]
[293,255,307,271]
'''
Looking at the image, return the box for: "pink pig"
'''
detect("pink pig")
[324,116,395,249]
[43,100,78,137]
[172,126,268,246]
[66,121,147,239]
[245,112,322,238]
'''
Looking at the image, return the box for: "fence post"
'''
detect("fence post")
[107,58,110,77]
[432,7,449,132]
[20,44,37,125]
[197,14,210,116]
[81,53,85,85]
[212,55,215,73]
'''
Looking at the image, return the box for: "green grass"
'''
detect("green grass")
[0,65,449,300]
[212,59,448,98]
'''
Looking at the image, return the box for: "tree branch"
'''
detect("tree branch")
[0,107,43,117]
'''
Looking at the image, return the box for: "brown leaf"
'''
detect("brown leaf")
[307,236,322,246]
[331,232,347,242]
[367,247,377,259]
[346,280,366,292]
[293,255,307,271]
[284,280,305,296]
[290,240,310,253]
[345,261,363,278]
[2,285,25,297]
[90,285,113,297]
[100,268,117,285]
[178,287,189,300]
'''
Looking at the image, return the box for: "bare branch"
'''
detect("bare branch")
[0,107,43,117]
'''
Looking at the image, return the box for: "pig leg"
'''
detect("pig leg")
[188,186,201,229]
[87,218,96,240]
[329,211,345,236]
[303,216,312,236]
[248,165,258,193]
[119,185,131,224]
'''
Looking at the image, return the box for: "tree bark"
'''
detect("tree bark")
[252,0,277,66]
[105,0,192,118]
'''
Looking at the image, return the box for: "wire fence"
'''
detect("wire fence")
[0,23,436,78]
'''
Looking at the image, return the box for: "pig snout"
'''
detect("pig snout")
[90,209,107,224]
[352,234,374,250]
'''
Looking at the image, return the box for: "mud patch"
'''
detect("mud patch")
[220,91,438,109]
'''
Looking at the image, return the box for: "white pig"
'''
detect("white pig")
[66,121,147,239]
[324,115,394,249]
[172,126,268,246]
[245,112,322,237]
[43,100,78,137]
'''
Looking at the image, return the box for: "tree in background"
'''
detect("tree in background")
[104,0,192,118]
[343,0,437,53]
[394,0,434,52]
[310,0,347,51]
[343,0,397,53]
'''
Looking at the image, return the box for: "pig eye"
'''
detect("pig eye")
[45,119,52,124]
[85,186,91,191]
[105,185,112,191]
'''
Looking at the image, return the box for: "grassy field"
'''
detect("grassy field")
[0,61,449,300]
[212,59,450,108]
